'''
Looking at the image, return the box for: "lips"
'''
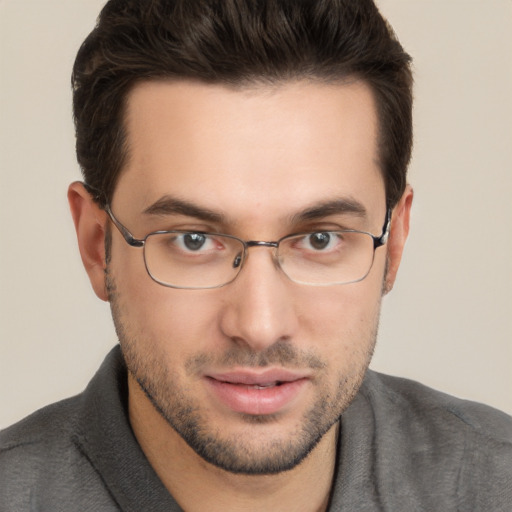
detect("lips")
[205,369,309,415]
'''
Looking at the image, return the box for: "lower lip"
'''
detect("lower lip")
[205,378,308,416]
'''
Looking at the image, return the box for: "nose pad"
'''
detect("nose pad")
[232,253,243,269]
[231,245,281,275]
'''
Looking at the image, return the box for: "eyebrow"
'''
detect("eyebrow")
[143,194,367,227]
[143,195,225,223]
[291,198,367,223]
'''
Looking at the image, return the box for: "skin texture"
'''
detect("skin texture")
[68,79,412,511]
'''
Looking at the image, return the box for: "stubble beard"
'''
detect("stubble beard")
[106,269,379,475]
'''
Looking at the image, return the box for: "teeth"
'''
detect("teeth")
[251,382,278,389]
[222,380,286,388]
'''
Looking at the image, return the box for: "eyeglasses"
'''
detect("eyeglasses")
[106,206,391,289]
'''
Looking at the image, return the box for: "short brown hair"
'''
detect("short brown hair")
[73,0,413,209]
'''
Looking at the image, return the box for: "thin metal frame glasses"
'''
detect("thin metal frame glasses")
[106,206,391,289]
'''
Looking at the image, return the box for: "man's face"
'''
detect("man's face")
[107,79,389,474]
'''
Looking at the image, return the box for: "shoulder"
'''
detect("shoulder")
[363,370,512,443]
[360,371,512,508]
[0,346,125,475]
[0,393,83,465]
[1,396,77,497]
[0,393,118,510]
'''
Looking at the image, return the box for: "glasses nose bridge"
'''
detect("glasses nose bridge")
[244,240,280,261]
[245,240,279,249]
[236,239,281,272]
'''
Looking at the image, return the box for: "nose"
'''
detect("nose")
[218,246,299,352]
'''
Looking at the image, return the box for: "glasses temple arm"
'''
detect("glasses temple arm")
[373,208,392,248]
[105,205,145,247]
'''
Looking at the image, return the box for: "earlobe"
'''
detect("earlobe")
[383,185,413,294]
[68,181,109,301]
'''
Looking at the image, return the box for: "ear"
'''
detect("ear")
[68,182,109,301]
[383,184,413,294]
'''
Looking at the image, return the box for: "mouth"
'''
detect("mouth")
[204,369,310,416]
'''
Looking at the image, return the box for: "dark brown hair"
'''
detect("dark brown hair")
[73,0,413,209]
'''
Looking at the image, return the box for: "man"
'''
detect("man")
[1,0,510,510]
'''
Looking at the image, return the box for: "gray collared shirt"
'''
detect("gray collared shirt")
[1,346,511,511]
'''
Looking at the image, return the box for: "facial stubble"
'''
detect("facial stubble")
[106,268,379,475]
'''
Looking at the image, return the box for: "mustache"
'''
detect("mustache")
[185,339,326,375]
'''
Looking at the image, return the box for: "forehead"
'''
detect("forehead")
[114,79,384,227]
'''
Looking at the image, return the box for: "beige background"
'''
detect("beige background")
[0,0,511,429]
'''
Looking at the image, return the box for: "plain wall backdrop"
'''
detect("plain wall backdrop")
[0,0,511,429]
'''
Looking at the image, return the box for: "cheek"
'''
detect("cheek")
[300,278,382,331]
[296,279,382,364]
[112,249,222,354]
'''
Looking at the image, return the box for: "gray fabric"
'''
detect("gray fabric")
[1,346,511,511]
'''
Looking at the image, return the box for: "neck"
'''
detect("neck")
[128,375,339,512]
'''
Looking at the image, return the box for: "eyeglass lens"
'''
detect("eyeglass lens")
[142,231,377,289]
